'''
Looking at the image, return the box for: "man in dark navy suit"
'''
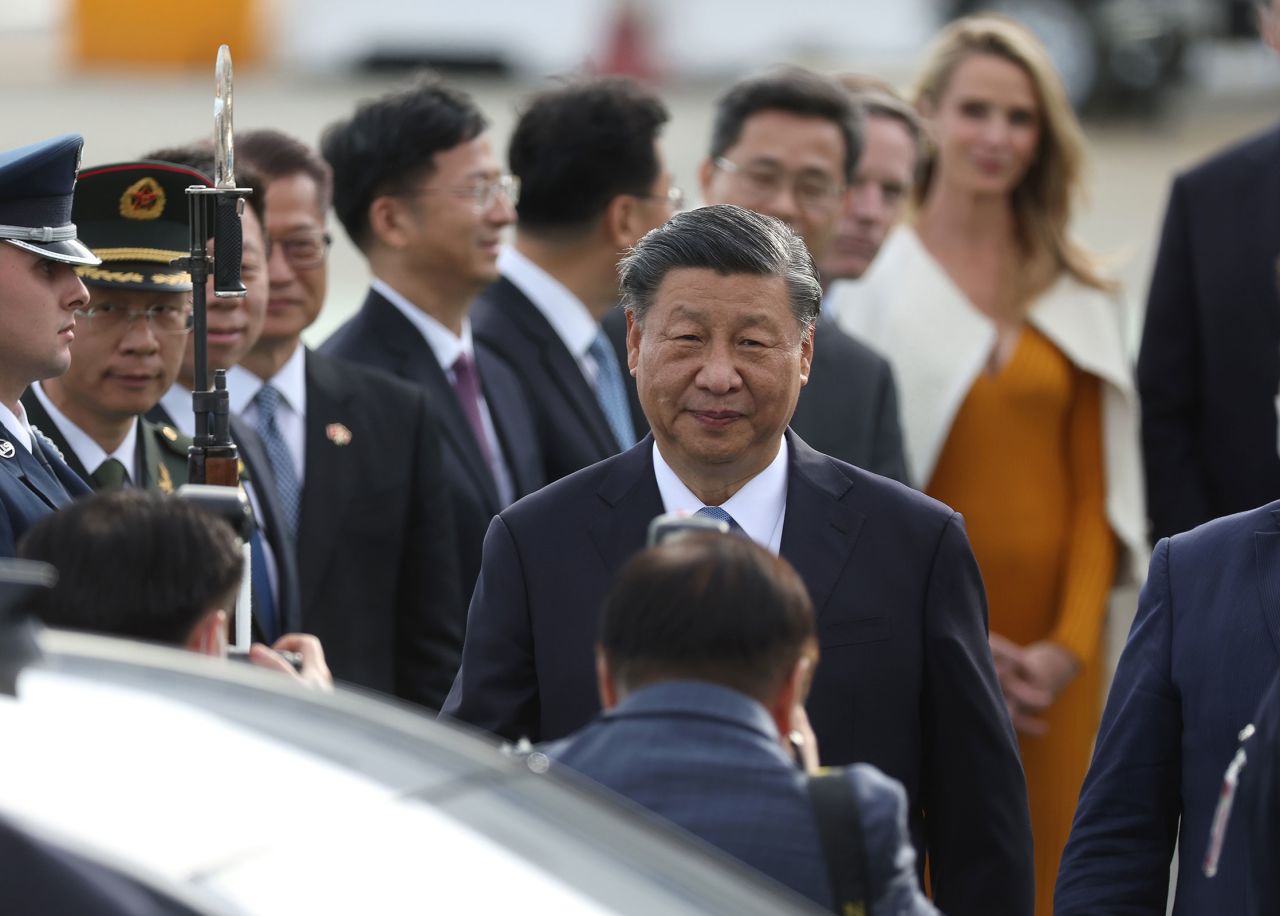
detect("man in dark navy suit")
[230,128,462,709]
[472,78,676,483]
[320,77,544,601]
[0,134,99,557]
[1056,499,1280,915]
[445,205,1033,916]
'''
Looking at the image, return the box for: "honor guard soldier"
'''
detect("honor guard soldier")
[0,134,100,557]
[22,161,207,495]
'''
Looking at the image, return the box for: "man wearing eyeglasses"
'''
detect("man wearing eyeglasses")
[697,68,909,485]
[321,77,544,604]
[224,128,464,710]
[470,78,677,483]
[21,161,201,496]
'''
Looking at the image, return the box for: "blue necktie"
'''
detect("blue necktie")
[249,529,278,643]
[696,505,743,534]
[253,384,302,536]
[588,330,636,451]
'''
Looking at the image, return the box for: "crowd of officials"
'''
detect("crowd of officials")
[3,7,1280,915]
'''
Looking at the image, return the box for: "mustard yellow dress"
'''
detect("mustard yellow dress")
[927,328,1116,916]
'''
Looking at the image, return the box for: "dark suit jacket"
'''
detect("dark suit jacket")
[542,680,936,915]
[0,419,92,558]
[472,276,621,482]
[21,394,188,494]
[444,431,1033,916]
[295,349,462,708]
[1056,501,1280,915]
[320,288,544,601]
[1138,123,1280,540]
[145,400,302,638]
[600,309,910,484]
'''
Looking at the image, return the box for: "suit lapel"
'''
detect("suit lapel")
[19,393,92,484]
[365,291,502,512]
[589,437,663,574]
[0,419,76,510]
[297,351,361,610]
[779,431,865,617]
[1254,507,1280,662]
[497,280,618,453]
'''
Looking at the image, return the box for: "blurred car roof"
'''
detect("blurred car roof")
[0,628,822,915]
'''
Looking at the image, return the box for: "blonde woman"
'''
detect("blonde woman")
[829,16,1145,914]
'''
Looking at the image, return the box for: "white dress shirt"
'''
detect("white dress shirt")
[31,382,139,484]
[157,383,195,438]
[226,344,307,482]
[498,246,606,385]
[652,437,789,554]
[0,399,33,453]
[372,277,515,506]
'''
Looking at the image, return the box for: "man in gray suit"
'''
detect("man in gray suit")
[699,68,909,484]
[541,529,936,915]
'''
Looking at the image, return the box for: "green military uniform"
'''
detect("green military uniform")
[18,392,190,494]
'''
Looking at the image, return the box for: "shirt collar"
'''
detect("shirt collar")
[0,398,32,453]
[226,344,308,418]
[498,246,600,359]
[652,437,789,554]
[372,277,475,372]
[158,384,195,438]
[32,382,138,481]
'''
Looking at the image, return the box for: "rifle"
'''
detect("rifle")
[174,45,256,647]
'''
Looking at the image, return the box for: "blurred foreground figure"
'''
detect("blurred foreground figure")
[0,135,100,557]
[1138,0,1280,540]
[18,489,330,688]
[445,204,1033,916]
[542,531,937,916]
[832,19,1145,912]
[1055,499,1280,914]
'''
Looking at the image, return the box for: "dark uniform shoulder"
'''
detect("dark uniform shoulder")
[142,419,191,494]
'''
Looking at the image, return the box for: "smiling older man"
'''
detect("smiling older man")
[444,204,1034,916]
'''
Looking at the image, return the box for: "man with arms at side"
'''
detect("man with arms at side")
[320,78,544,602]
[1138,0,1280,540]
[1055,498,1280,915]
[445,205,1033,916]
[473,77,676,482]
[227,128,462,709]
[699,68,908,484]
[0,135,98,557]
[23,161,203,495]
[543,530,937,915]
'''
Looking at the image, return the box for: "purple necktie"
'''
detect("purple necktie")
[451,353,495,468]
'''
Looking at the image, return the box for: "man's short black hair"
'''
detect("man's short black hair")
[709,67,864,183]
[237,128,334,212]
[320,75,487,251]
[18,491,243,647]
[599,532,815,703]
[509,77,668,238]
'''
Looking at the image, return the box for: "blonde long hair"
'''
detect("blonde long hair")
[913,15,1111,293]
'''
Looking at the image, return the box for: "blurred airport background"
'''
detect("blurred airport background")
[1,0,1278,349]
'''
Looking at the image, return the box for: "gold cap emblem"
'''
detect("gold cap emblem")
[119,177,166,221]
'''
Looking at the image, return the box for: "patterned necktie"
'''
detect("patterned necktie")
[91,457,128,490]
[451,353,496,468]
[252,383,302,536]
[696,505,743,534]
[588,329,635,451]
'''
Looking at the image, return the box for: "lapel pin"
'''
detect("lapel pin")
[0,440,13,459]
[326,422,353,447]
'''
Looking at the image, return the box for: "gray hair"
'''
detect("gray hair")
[619,205,822,331]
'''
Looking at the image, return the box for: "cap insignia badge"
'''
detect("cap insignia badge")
[119,177,165,221]
[326,423,352,447]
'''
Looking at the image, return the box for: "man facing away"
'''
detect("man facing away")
[23,161,204,496]
[444,204,1034,916]
[320,77,544,603]
[542,530,937,916]
[0,134,98,557]
[226,128,462,709]
[472,77,677,483]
